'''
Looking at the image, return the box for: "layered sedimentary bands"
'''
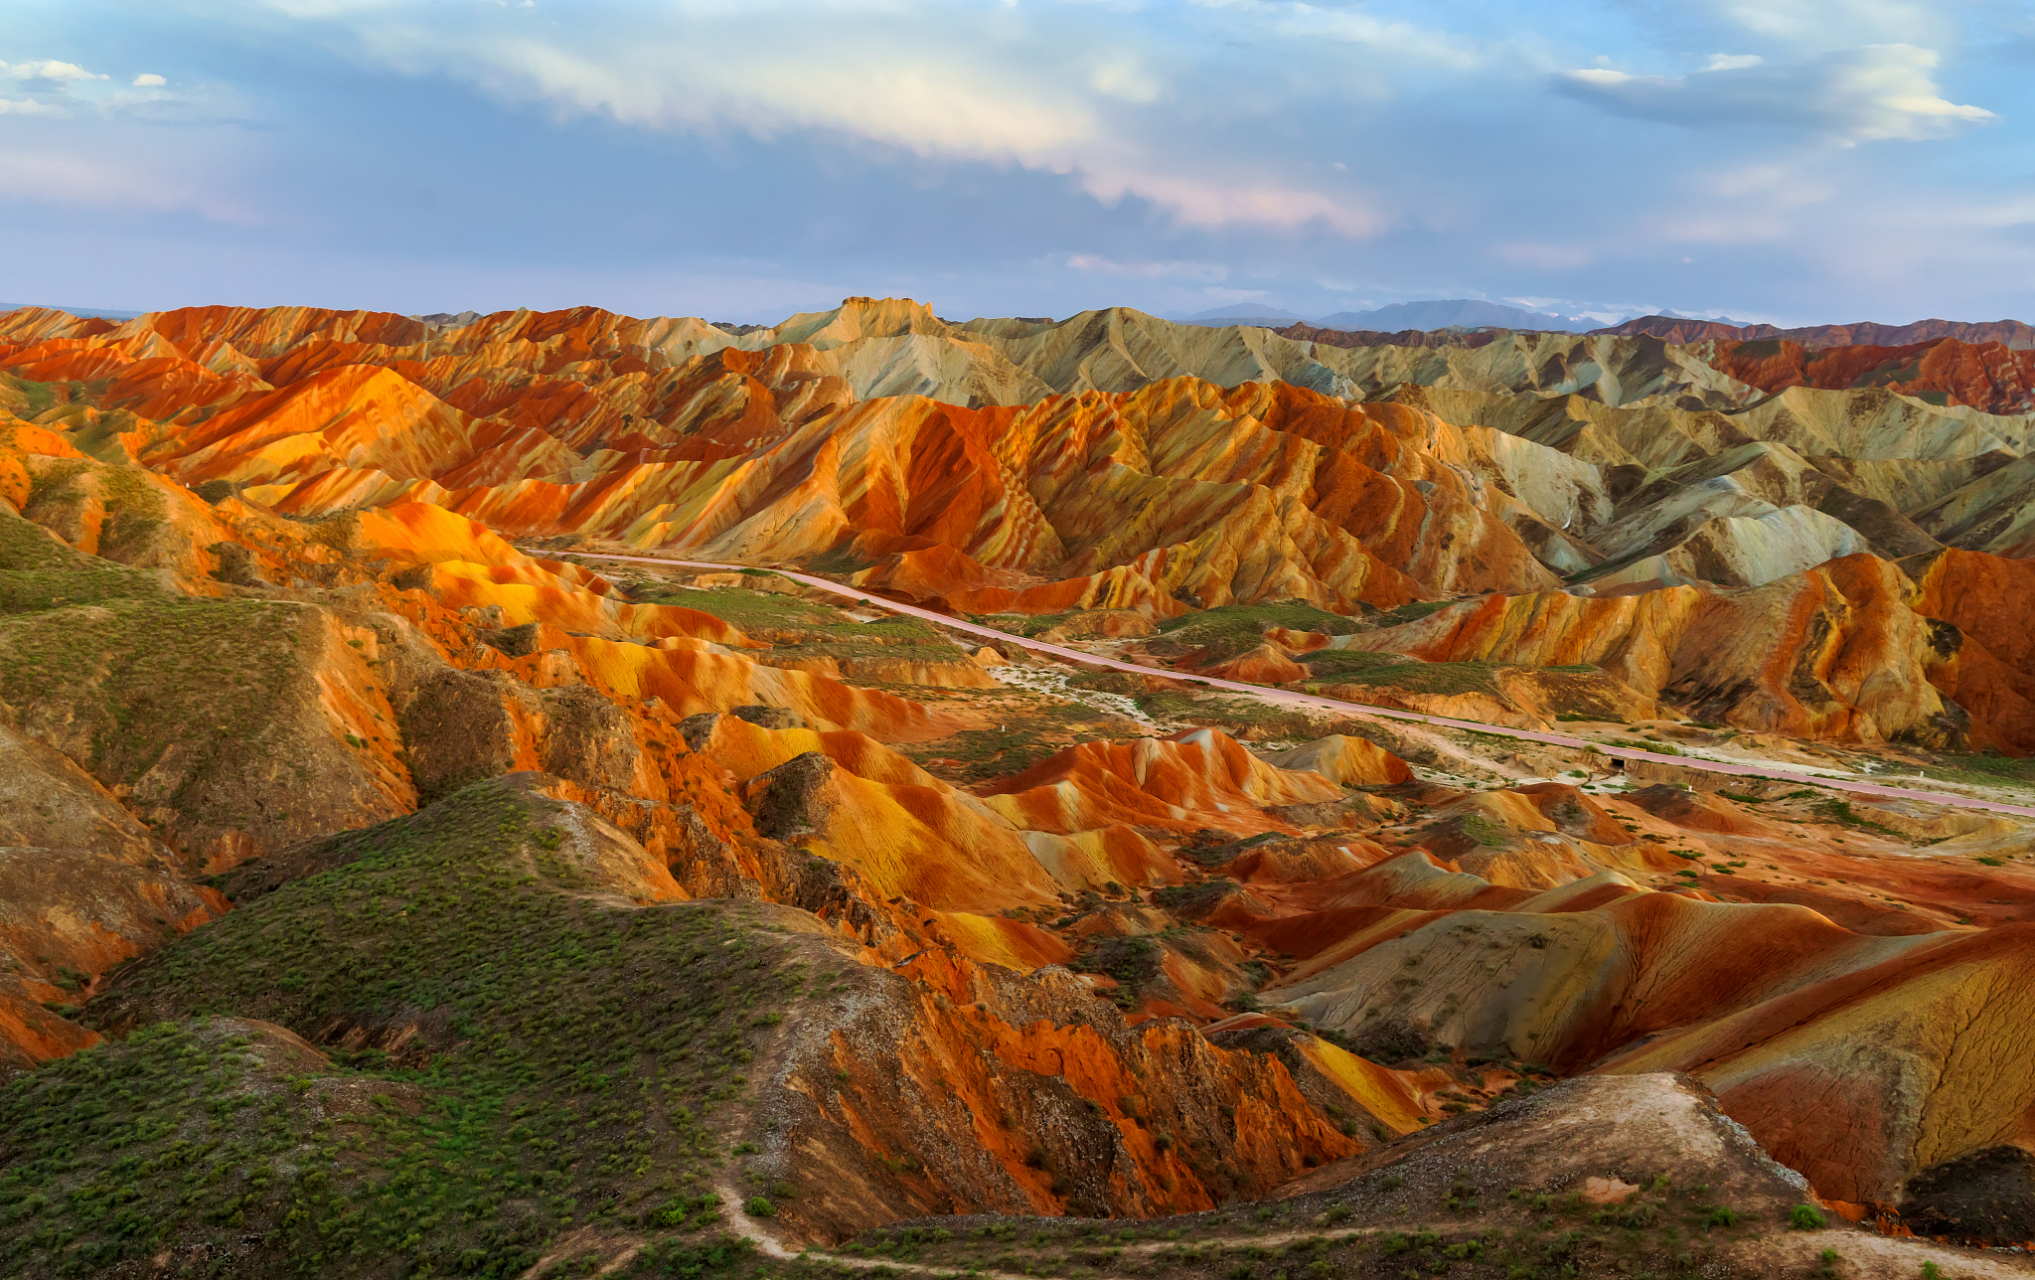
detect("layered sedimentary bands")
[3,299,2035,1278]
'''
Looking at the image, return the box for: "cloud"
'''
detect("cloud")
[217,0,1402,236]
[26,0,2028,328]
[0,59,107,82]
[1078,165,1383,236]
[1089,57,1161,105]
[1270,6,1484,71]
[1700,0,1953,52]
[133,73,168,87]
[1558,44,1994,142]
[452,35,1095,157]
[0,146,255,221]
[0,98,60,115]
[1065,255,1228,280]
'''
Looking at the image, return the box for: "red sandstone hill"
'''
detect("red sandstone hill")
[1707,335,2035,416]
[5,301,2035,1272]
[1597,313,2035,350]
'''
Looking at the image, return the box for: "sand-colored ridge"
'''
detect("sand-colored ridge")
[12,300,2035,1266]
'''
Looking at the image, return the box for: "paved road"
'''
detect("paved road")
[586,553,2035,821]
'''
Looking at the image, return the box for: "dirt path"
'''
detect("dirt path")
[584,553,2035,820]
[713,1191,2035,1280]
[715,1183,1035,1279]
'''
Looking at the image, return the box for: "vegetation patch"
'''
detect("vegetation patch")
[1295,649,1407,678]
[983,610,1081,638]
[1316,659,1504,698]
[895,717,1078,786]
[1607,738,1682,757]
[635,585,858,638]
[0,781,811,1279]
[1149,601,1364,663]
[1151,880,1243,917]
[0,587,310,799]
[1815,799,1902,838]
[816,1167,1771,1280]
[1369,599,1456,628]
[1072,936,1163,1009]
[0,374,64,419]
[1914,751,2035,795]
[0,506,168,614]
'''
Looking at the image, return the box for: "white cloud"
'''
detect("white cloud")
[133,73,168,87]
[0,98,60,115]
[1558,44,1993,143]
[1702,0,1953,52]
[1065,255,1228,280]
[0,59,107,82]
[0,146,256,221]
[1089,57,1161,105]
[1272,7,1484,70]
[1079,164,1383,236]
[1709,160,1836,204]
[222,0,1396,236]
[1704,54,1763,71]
[454,35,1095,157]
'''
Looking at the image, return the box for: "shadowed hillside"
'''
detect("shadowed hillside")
[1,302,2033,1277]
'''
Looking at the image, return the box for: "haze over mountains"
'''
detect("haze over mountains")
[1186,298,2035,348]
[1182,299,1614,332]
[4,296,2035,1277]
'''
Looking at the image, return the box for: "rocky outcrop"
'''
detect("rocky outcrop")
[1324,553,1995,747]
[760,952,1364,1240]
[397,667,640,801]
[1255,734,1414,787]
[980,729,1346,836]
[0,720,225,1067]
[742,751,838,841]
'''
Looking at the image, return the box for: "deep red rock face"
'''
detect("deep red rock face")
[1600,315,2035,351]
[1708,336,2035,415]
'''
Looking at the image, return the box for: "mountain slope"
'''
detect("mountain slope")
[5,299,2035,1271]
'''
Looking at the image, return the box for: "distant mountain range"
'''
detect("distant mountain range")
[1182,299,1609,332]
[1178,304,1317,326]
[1598,314,2035,351]
[10,297,2031,352]
[0,302,144,321]
[1180,300,2035,351]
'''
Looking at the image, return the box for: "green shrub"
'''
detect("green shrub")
[1790,1203,1827,1230]
[744,1197,775,1218]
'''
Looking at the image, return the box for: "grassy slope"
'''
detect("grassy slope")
[1148,603,1366,663]
[0,503,166,614]
[0,782,812,1279]
[0,506,327,819]
[641,586,975,668]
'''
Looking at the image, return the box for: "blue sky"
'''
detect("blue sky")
[2,0,2032,324]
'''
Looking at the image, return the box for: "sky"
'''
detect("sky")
[1,0,2032,325]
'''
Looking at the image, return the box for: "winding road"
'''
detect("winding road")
[584,553,2035,821]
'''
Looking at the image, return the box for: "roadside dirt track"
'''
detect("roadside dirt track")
[586,553,2035,821]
